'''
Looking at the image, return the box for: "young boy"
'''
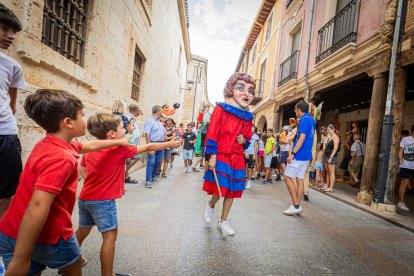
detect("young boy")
[0,89,131,275]
[182,123,197,173]
[75,113,180,276]
[263,129,275,184]
[0,3,25,219]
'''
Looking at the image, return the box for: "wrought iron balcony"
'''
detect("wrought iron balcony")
[251,79,265,105]
[286,0,294,9]
[316,0,358,63]
[278,50,300,87]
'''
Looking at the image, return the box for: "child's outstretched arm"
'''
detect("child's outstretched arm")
[6,190,55,275]
[80,136,130,154]
[135,140,181,154]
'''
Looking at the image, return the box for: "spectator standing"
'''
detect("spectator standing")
[125,103,142,184]
[244,125,259,189]
[323,124,340,192]
[256,133,265,179]
[279,126,291,175]
[143,105,166,188]
[349,134,365,187]
[0,4,25,219]
[161,118,176,178]
[314,142,325,189]
[398,126,414,212]
[337,132,352,183]
[182,123,197,173]
[263,129,275,184]
[283,101,316,216]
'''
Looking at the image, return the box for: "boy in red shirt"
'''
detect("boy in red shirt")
[0,89,132,275]
[75,113,180,276]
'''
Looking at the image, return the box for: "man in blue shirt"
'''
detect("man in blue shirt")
[144,105,166,188]
[283,100,315,216]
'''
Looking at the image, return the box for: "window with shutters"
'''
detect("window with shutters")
[131,47,145,101]
[41,0,89,66]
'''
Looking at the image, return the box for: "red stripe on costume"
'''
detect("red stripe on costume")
[202,180,243,198]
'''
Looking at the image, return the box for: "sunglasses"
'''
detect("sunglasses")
[234,84,255,96]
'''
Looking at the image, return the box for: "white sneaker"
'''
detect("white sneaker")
[182,168,188,173]
[397,202,410,211]
[246,180,252,189]
[217,221,235,237]
[187,165,191,172]
[203,201,214,223]
[283,204,302,216]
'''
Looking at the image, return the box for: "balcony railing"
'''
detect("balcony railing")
[316,0,358,63]
[278,50,300,87]
[251,79,265,105]
[286,0,294,9]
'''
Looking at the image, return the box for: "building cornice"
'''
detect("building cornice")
[235,0,277,71]
[177,0,191,64]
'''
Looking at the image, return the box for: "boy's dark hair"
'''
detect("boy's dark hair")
[0,3,22,32]
[24,89,84,133]
[187,123,192,127]
[88,113,122,139]
[401,129,409,136]
[267,128,274,133]
[295,100,309,113]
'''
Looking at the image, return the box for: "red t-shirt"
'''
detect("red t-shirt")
[0,134,82,244]
[79,145,137,200]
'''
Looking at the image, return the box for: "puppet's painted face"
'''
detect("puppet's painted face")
[226,80,254,109]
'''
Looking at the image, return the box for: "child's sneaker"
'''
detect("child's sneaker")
[217,221,235,237]
[182,168,188,173]
[275,174,282,181]
[267,179,273,184]
[262,179,267,184]
[145,181,152,188]
[246,180,252,189]
[203,201,214,223]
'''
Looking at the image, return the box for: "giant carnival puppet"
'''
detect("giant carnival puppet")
[202,72,255,238]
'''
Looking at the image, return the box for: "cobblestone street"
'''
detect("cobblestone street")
[43,164,414,276]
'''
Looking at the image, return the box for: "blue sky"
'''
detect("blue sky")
[188,0,261,104]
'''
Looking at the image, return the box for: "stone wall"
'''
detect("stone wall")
[3,0,189,162]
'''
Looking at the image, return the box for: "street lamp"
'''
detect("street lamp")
[179,80,194,93]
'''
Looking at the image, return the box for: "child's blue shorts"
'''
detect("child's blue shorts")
[0,232,80,275]
[78,199,118,233]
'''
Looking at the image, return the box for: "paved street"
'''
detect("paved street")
[46,164,414,276]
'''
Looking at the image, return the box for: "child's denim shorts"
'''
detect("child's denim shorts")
[78,199,118,232]
[0,232,80,275]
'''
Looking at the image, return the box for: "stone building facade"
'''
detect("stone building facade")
[236,0,414,207]
[181,54,208,124]
[3,0,191,161]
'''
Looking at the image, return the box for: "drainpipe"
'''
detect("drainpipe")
[373,0,406,203]
[304,0,316,100]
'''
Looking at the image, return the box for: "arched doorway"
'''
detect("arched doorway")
[256,115,267,133]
